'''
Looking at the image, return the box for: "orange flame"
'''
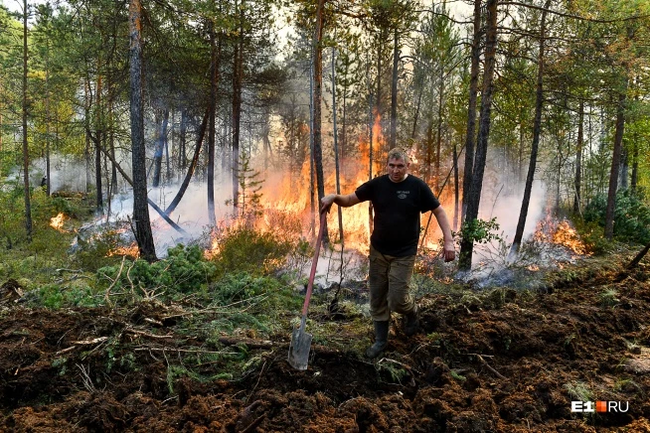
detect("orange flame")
[106,242,140,258]
[552,220,590,256]
[50,213,67,232]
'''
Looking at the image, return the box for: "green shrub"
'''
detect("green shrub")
[97,244,217,298]
[584,189,650,245]
[30,283,99,309]
[211,227,292,276]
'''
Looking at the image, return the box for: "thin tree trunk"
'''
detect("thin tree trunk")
[573,100,584,214]
[313,0,328,245]
[207,19,219,226]
[180,109,188,172]
[129,0,156,261]
[231,0,244,213]
[604,81,628,240]
[152,110,169,188]
[461,0,482,222]
[510,0,549,258]
[332,47,343,246]
[95,74,103,211]
[22,0,32,240]
[390,28,398,149]
[459,0,497,271]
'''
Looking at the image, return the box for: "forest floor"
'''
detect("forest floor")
[1,256,650,432]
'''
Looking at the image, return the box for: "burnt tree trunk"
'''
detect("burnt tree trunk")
[459,0,497,271]
[129,0,156,261]
[313,0,328,244]
[461,0,482,223]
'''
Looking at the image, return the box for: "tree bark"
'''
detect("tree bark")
[95,74,103,211]
[604,80,628,240]
[312,0,328,244]
[461,0,482,223]
[390,28,398,149]
[459,0,497,271]
[573,99,584,214]
[22,0,32,240]
[207,19,219,226]
[152,109,169,188]
[129,0,156,261]
[231,0,244,213]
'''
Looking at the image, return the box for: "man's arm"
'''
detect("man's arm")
[321,193,361,213]
[432,206,456,262]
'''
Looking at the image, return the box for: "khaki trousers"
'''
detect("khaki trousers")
[368,245,417,321]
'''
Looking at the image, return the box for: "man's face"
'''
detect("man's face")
[387,157,409,183]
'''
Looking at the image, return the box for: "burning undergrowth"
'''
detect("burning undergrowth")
[450,215,592,290]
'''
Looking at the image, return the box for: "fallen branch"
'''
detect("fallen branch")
[133,346,239,355]
[125,328,173,339]
[626,241,650,270]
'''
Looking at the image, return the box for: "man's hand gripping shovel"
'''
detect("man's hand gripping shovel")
[287,211,327,370]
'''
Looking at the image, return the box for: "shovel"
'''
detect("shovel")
[288,211,327,370]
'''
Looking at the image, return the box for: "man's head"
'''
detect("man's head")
[386,148,410,183]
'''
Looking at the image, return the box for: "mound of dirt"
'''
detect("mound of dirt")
[1,263,650,432]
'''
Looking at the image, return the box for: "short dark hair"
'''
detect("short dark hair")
[387,148,409,163]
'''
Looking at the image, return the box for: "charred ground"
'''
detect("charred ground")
[1,257,650,432]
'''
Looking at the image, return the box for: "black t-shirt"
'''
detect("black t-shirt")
[355,174,440,257]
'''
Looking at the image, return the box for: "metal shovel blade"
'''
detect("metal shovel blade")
[287,319,312,370]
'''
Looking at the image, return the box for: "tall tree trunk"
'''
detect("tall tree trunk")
[459,0,497,271]
[453,143,459,231]
[604,80,628,240]
[207,19,219,226]
[390,28,398,149]
[95,74,103,211]
[435,61,444,192]
[22,0,32,240]
[312,0,328,244]
[129,0,156,261]
[631,140,638,194]
[231,0,244,213]
[461,0,482,222]
[510,0,549,258]
[573,99,584,214]
[152,110,169,187]
[179,109,188,172]
[366,53,374,236]
[332,47,343,246]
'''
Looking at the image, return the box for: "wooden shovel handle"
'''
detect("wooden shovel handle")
[301,212,327,316]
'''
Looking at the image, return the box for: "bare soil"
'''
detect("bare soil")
[1,262,650,432]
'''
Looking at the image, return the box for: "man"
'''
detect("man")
[321,148,455,358]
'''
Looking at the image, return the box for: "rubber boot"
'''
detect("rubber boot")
[366,321,389,359]
[404,305,419,337]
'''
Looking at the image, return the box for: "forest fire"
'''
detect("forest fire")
[107,242,140,258]
[49,213,67,232]
[552,220,590,255]
[532,214,589,257]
